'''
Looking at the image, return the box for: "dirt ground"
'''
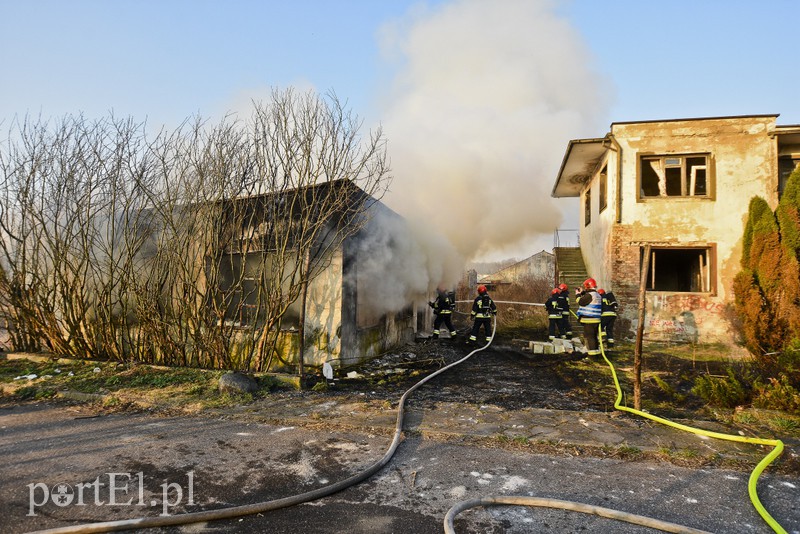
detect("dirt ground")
[2,326,796,460]
[326,342,603,411]
[316,333,715,417]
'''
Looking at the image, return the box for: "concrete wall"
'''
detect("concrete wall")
[579,116,780,343]
[302,250,344,368]
[336,208,417,369]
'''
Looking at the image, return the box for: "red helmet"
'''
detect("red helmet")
[583,278,597,289]
[551,288,560,295]
[478,285,487,294]
[558,283,568,291]
[597,288,605,295]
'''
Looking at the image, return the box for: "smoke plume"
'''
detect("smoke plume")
[375,0,611,268]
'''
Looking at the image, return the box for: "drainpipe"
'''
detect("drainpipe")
[606,133,623,224]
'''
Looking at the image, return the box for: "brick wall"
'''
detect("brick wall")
[608,226,639,336]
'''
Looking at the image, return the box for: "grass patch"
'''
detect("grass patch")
[13,385,57,401]
[0,356,290,411]
[769,416,799,433]
[613,445,643,459]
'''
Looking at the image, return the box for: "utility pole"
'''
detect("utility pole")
[634,244,651,410]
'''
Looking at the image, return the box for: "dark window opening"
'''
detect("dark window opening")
[584,188,591,226]
[599,165,608,213]
[640,154,709,198]
[643,247,712,292]
[214,251,300,328]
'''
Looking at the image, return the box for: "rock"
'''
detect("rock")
[218,372,258,394]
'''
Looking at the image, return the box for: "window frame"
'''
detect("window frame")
[778,156,800,197]
[583,187,591,226]
[641,245,717,294]
[637,153,714,200]
[599,164,608,213]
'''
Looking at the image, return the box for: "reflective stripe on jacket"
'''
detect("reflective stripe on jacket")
[577,290,602,323]
[472,294,497,318]
[545,295,562,319]
[601,292,618,317]
[434,293,456,315]
[557,291,570,316]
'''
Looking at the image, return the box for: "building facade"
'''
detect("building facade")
[552,115,800,344]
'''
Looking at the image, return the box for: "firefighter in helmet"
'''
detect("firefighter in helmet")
[429,287,457,339]
[545,288,565,340]
[598,288,619,347]
[575,278,602,357]
[467,285,497,344]
[557,283,573,337]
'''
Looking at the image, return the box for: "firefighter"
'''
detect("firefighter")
[429,287,457,339]
[467,285,497,344]
[545,288,565,340]
[575,278,602,357]
[557,283,573,337]
[598,288,619,347]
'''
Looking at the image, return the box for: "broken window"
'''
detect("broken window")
[215,251,301,328]
[779,156,800,197]
[640,155,709,198]
[584,188,591,226]
[599,165,608,213]
[642,247,714,292]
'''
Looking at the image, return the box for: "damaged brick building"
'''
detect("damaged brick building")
[552,114,800,344]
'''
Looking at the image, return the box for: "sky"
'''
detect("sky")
[2,0,798,270]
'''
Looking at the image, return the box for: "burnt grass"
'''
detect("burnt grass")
[315,331,718,418]
[312,331,800,476]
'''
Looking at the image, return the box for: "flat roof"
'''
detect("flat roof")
[610,113,779,127]
[551,137,607,198]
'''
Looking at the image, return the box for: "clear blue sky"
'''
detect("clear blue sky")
[2,0,798,261]
[3,0,796,128]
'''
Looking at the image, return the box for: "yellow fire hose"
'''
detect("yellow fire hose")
[594,328,787,533]
[445,308,787,533]
[27,302,788,533]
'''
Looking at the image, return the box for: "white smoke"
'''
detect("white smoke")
[376,0,611,266]
[354,207,464,318]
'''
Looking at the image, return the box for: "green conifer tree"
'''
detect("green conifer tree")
[734,197,786,356]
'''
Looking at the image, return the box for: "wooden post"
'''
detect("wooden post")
[297,250,311,388]
[634,244,651,410]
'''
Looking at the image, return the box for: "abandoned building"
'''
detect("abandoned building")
[210,180,420,372]
[479,250,555,289]
[552,114,800,344]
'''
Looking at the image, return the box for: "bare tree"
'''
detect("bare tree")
[0,89,390,372]
[208,89,390,371]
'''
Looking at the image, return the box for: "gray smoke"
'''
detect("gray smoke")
[376,0,611,269]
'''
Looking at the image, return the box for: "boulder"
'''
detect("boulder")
[218,372,259,394]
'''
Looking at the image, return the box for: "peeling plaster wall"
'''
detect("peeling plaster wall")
[302,250,344,367]
[580,116,780,344]
[579,149,617,291]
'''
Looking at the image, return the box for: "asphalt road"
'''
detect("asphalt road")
[1,402,798,534]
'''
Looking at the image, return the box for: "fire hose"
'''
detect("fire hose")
[28,302,788,533]
[29,318,498,534]
[443,306,787,534]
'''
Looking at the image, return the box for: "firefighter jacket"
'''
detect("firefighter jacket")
[601,292,619,317]
[576,289,602,323]
[557,290,571,317]
[471,294,497,319]
[431,292,456,315]
[545,294,563,319]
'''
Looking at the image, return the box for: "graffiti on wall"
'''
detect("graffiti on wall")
[645,293,726,342]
